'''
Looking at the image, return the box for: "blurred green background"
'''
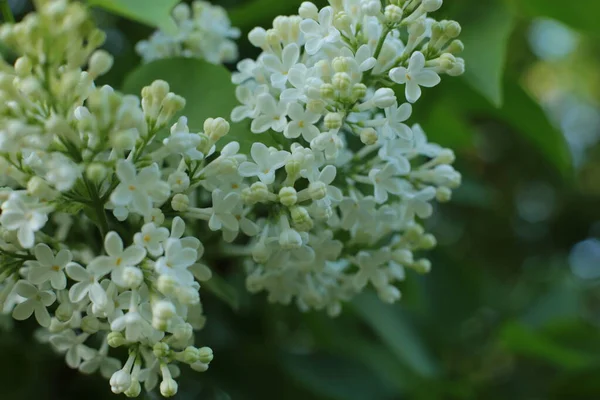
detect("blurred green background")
[2,0,600,399]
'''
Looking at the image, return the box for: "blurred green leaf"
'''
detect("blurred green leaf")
[441,78,572,176]
[352,292,438,378]
[510,0,600,37]
[500,322,594,369]
[122,58,274,151]
[280,352,395,400]
[87,0,178,34]
[460,0,515,107]
[203,274,240,311]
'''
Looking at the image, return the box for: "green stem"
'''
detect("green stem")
[83,177,109,237]
[0,0,14,23]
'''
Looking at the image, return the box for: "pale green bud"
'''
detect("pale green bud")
[111,129,137,150]
[420,234,437,249]
[153,342,170,358]
[81,316,101,333]
[279,187,298,206]
[14,57,32,77]
[332,72,351,91]
[171,193,190,212]
[308,181,327,200]
[306,99,326,114]
[360,128,378,145]
[352,83,367,100]
[384,5,403,23]
[157,274,178,295]
[412,258,431,274]
[160,378,178,398]
[436,186,452,202]
[332,57,350,73]
[124,380,141,398]
[198,347,214,364]
[334,11,352,32]
[290,206,313,231]
[250,182,270,202]
[181,346,201,364]
[86,163,108,183]
[445,21,461,38]
[320,83,335,99]
[204,117,230,142]
[88,50,114,77]
[324,112,343,130]
[55,302,73,322]
[422,0,443,12]
[299,1,319,19]
[107,332,126,348]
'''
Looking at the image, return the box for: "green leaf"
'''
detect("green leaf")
[203,273,240,311]
[500,322,594,369]
[439,78,572,176]
[280,352,395,400]
[122,57,257,149]
[352,292,438,378]
[510,0,600,38]
[87,0,178,34]
[460,0,515,107]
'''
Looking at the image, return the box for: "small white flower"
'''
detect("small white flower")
[0,192,49,248]
[284,102,321,141]
[110,160,170,217]
[403,186,436,220]
[155,238,197,284]
[238,143,290,184]
[11,280,56,327]
[389,52,441,103]
[49,330,95,368]
[310,129,344,160]
[66,262,107,306]
[208,189,241,232]
[352,250,391,290]
[27,243,70,290]
[87,232,146,281]
[368,163,407,204]
[300,6,341,55]
[250,93,288,133]
[261,43,300,89]
[383,103,413,140]
[133,223,170,257]
[163,117,204,160]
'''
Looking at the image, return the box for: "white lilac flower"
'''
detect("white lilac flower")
[300,6,340,55]
[383,103,413,140]
[11,280,56,327]
[284,102,321,141]
[262,43,300,89]
[110,161,170,217]
[250,93,288,133]
[66,262,108,306]
[389,52,441,103]
[238,143,290,184]
[207,189,241,232]
[133,223,170,257]
[0,192,50,249]
[87,232,147,282]
[26,244,71,290]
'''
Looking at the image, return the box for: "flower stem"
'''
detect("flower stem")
[0,0,14,23]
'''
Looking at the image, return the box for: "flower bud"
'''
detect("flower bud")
[279,187,298,206]
[14,56,32,76]
[250,182,270,202]
[308,181,327,200]
[384,5,403,23]
[123,266,144,288]
[55,302,73,322]
[299,1,319,19]
[181,346,201,364]
[420,233,437,249]
[392,249,413,265]
[361,0,381,16]
[153,342,170,358]
[332,72,351,91]
[306,99,326,114]
[177,286,200,305]
[107,332,126,348]
[378,285,401,303]
[446,39,464,54]
[171,193,190,212]
[88,50,114,77]
[190,361,209,372]
[332,57,350,73]
[124,379,141,398]
[324,112,343,130]
[111,129,137,151]
[198,347,214,364]
[86,163,108,183]
[204,117,230,142]
[320,83,335,98]
[360,128,378,145]
[445,21,461,38]
[422,0,443,12]
[172,3,191,21]
[157,274,178,295]
[81,316,101,333]
[334,11,352,32]
[160,378,178,397]
[279,228,302,249]
[436,186,452,202]
[110,370,132,394]
[372,88,397,108]
[248,27,267,48]
[352,83,367,100]
[172,323,193,342]
[252,241,271,263]
[412,258,431,274]
[290,206,313,230]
